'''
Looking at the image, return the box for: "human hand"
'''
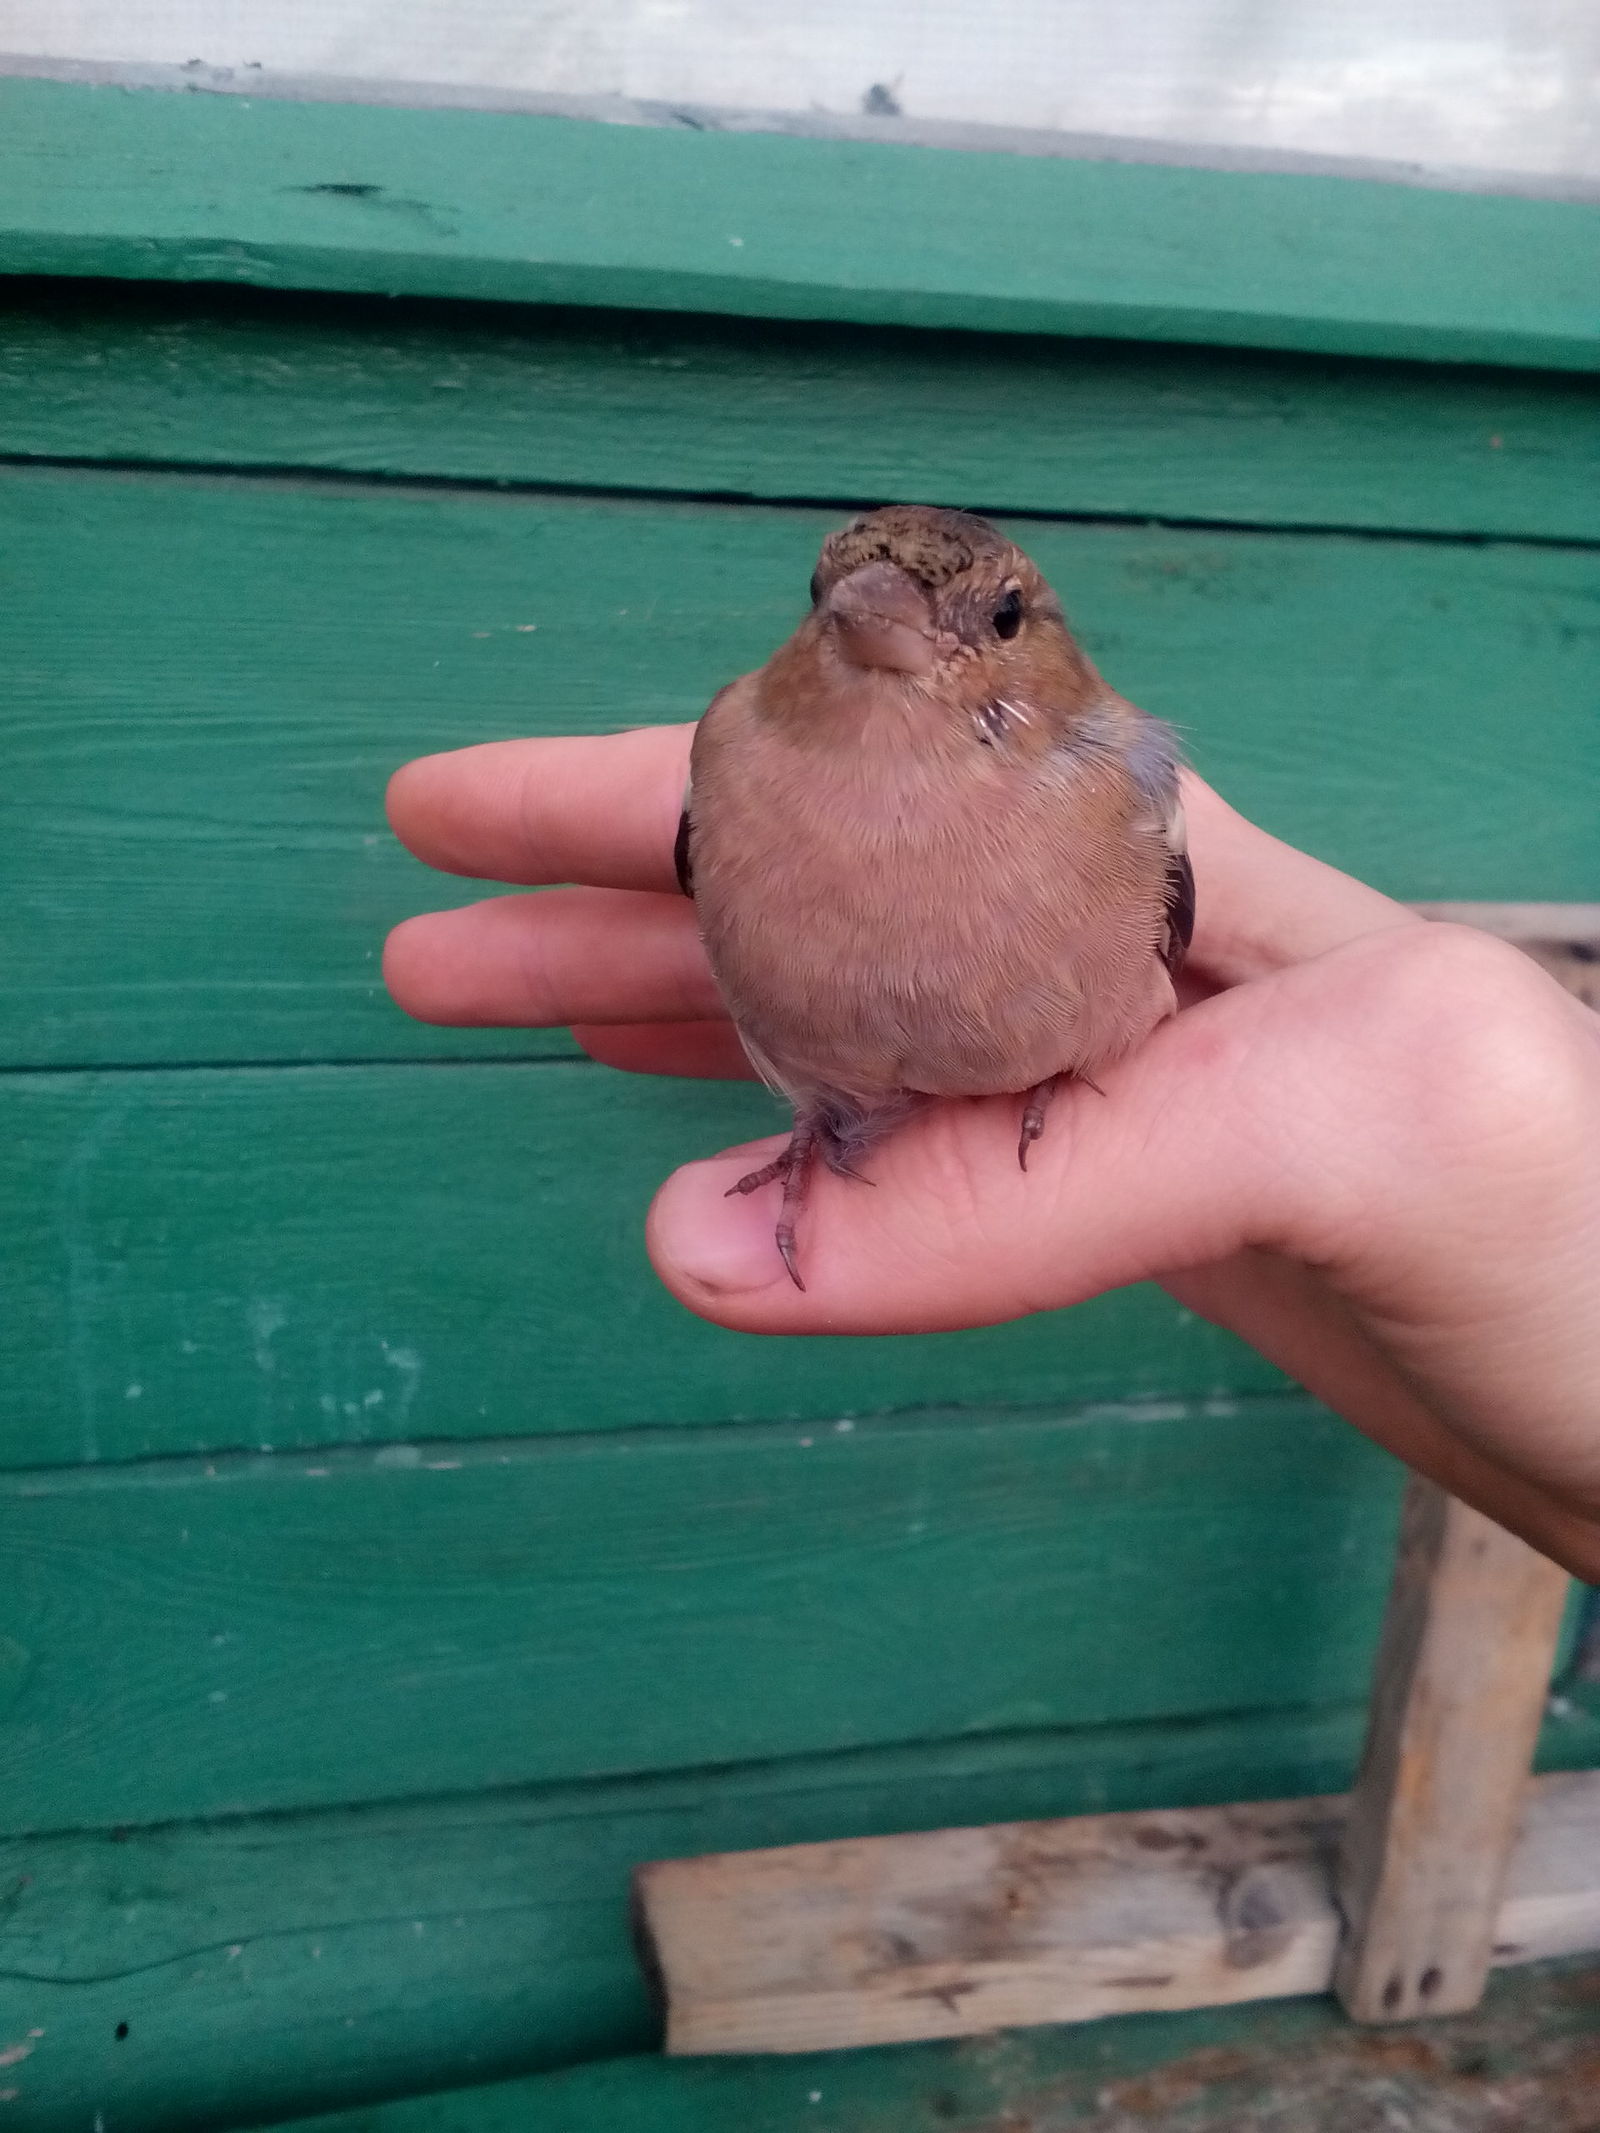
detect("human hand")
[385,726,1600,1579]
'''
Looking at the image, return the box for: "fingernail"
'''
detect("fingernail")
[649,1158,792,1297]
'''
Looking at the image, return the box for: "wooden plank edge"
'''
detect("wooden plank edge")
[1,76,1598,372]
[634,1768,1600,2055]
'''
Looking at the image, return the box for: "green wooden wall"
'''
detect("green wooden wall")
[0,79,1597,2133]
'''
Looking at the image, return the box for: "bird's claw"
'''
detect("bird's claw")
[775,1223,806,1291]
[726,1125,817,1286]
[1017,1075,1061,1170]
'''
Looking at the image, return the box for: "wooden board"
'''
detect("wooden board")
[3,76,1598,370]
[6,1703,1598,2133]
[7,283,1600,543]
[0,1703,1378,2130]
[1335,1481,1574,2022]
[634,1772,1600,2056]
[0,1062,1285,1467]
[4,465,1598,1070]
[0,1396,1409,1832]
[264,1954,1600,2133]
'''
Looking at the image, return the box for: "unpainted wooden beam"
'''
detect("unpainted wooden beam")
[634,1766,1600,2055]
[1410,901,1600,1009]
[1333,1479,1572,2022]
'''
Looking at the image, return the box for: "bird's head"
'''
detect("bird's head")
[783,506,1099,751]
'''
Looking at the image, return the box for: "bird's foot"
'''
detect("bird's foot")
[726,1120,819,1291]
[725,1105,893,1286]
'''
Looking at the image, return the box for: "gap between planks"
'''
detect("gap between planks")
[634,1767,1600,2056]
[10,454,1600,556]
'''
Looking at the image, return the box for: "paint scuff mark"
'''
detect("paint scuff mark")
[248,1299,287,1375]
[380,1341,423,1427]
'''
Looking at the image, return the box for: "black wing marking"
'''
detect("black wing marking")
[1161,849,1195,977]
[673,808,694,899]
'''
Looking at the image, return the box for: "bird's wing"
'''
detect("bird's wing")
[1084,699,1193,977]
[674,782,694,898]
[677,681,747,898]
[1161,842,1195,977]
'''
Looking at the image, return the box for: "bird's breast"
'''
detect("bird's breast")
[690,721,1174,1102]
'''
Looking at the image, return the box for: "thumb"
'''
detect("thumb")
[645,951,1374,1335]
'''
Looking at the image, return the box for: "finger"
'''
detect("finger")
[574,1022,756,1079]
[387,726,693,890]
[1181,772,1419,984]
[385,887,720,1027]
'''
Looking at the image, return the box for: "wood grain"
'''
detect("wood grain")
[1334,1480,1574,2022]
[0,1400,1407,1832]
[635,1771,1600,2056]
[7,284,1600,543]
[4,465,1598,1070]
[3,76,1597,369]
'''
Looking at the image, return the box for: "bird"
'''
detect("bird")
[675,504,1193,1288]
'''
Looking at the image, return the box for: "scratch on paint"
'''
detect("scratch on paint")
[54,1098,131,1463]
[380,1341,423,1427]
[248,1298,290,1448]
[248,1299,287,1375]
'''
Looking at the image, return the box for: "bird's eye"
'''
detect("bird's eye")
[993,589,1023,639]
[809,570,825,606]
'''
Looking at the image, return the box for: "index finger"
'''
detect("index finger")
[386,724,1419,977]
[1180,773,1419,984]
[386,725,693,890]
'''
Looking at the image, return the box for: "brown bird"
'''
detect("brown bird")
[676,505,1193,1287]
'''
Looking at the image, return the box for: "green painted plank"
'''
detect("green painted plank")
[2,466,1596,1071]
[7,283,1600,543]
[0,1403,1406,1830]
[2,77,1598,371]
[270,1957,1600,2133]
[1,1063,1283,1468]
[0,1706,1376,2132]
[8,1707,1598,2131]
[11,1707,1598,2132]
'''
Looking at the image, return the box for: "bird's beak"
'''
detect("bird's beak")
[823,562,936,676]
